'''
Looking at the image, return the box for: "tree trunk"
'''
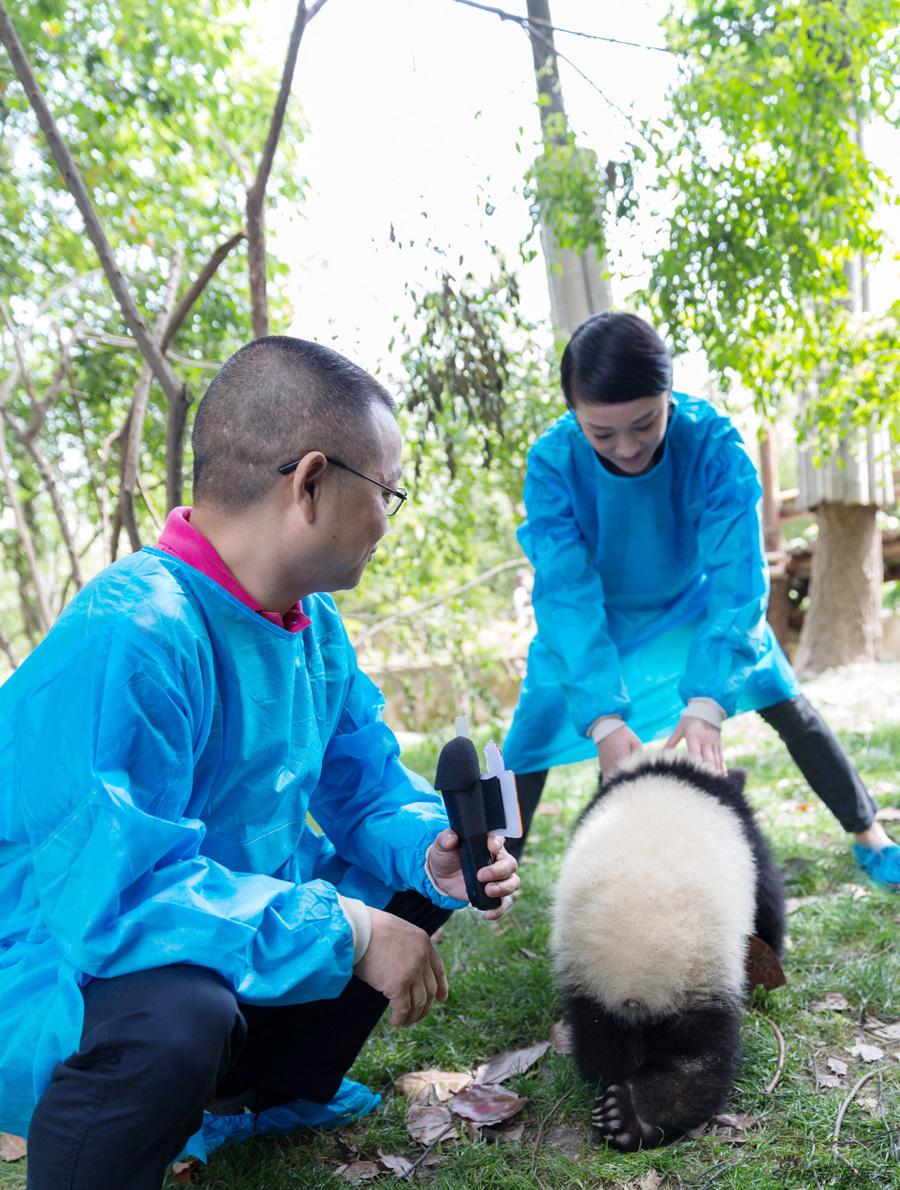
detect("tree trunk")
[793,502,883,675]
[525,0,612,332]
[758,429,790,651]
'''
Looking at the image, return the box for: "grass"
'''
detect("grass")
[5,670,900,1190]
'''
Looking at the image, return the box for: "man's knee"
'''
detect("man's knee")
[80,965,246,1089]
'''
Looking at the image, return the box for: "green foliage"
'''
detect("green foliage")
[339,258,560,733]
[0,0,301,652]
[525,111,643,264]
[1,1,302,294]
[397,253,553,496]
[646,0,900,431]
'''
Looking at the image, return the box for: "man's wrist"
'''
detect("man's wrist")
[337,894,373,965]
[424,844,452,897]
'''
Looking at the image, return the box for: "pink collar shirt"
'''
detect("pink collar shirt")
[155,507,311,634]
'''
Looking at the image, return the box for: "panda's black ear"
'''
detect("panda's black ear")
[726,768,747,796]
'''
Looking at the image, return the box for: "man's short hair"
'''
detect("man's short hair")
[192,336,396,510]
[561,312,673,407]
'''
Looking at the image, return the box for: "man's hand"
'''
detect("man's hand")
[354,909,448,1027]
[597,723,643,782]
[664,715,726,774]
[426,831,519,921]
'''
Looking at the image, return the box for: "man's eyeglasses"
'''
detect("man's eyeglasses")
[278,455,408,516]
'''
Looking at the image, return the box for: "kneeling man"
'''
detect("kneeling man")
[0,336,518,1189]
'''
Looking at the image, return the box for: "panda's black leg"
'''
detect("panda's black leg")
[565,993,645,1087]
[753,857,787,957]
[593,999,741,1152]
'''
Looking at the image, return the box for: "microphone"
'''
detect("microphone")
[434,735,503,911]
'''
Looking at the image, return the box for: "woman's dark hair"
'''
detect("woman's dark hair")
[560,312,673,407]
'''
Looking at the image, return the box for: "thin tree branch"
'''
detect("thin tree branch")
[98,421,126,567]
[8,421,84,590]
[530,1087,573,1185]
[246,0,320,338]
[80,331,220,371]
[0,618,19,669]
[137,472,164,532]
[833,1069,878,1172]
[20,326,82,442]
[211,126,253,188]
[68,386,105,543]
[120,247,184,551]
[0,403,53,633]
[353,558,524,648]
[397,1121,457,1181]
[27,270,104,334]
[0,2,186,409]
[161,229,247,353]
[0,303,84,595]
[752,1009,786,1093]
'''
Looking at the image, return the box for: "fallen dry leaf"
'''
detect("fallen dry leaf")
[450,1083,528,1126]
[636,1172,664,1190]
[866,1022,900,1041]
[714,1112,756,1131]
[172,1161,192,1185]
[848,1042,885,1063]
[0,1134,27,1163]
[550,1019,573,1054]
[786,894,824,914]
[828,1057,849,1077]
[406,1104,458,1145]
[503,1123,526,1142]
[474,1041,550,1086]
[818,1074,844,1089]
[858,1096,883,1119]
[745,934,787,990]
[812,992,850,1012]
[377,1154,414,1175]
[394,1069,472,1105]
[840,883,871,901]
[336,1160,380,1184]
[518,947,537,960]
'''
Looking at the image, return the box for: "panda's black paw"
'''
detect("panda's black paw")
[591,1083,664,1151]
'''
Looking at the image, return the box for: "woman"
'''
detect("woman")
[504,312,898,888]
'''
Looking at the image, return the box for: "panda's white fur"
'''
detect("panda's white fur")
[551,752,757,1021]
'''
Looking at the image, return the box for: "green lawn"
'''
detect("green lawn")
[4,666,900,1189]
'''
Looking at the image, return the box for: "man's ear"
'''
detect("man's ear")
[291,452,329,521]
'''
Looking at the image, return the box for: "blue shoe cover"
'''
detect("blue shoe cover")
[176,1077,382,1162]
[853,842,900,890]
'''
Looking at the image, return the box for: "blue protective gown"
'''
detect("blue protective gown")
[0,549,463,1139]
[503,393,800,774]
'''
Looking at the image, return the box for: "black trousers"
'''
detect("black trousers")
[26,890,450,1190]
[507,694,877,859]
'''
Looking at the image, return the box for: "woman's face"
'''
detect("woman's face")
[571,392,671,475]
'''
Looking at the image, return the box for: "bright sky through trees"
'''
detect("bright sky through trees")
[253,0,899,387]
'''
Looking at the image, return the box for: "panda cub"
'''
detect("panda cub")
[551,751,785,1151]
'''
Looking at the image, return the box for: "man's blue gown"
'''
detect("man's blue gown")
[0,550,463,1140]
